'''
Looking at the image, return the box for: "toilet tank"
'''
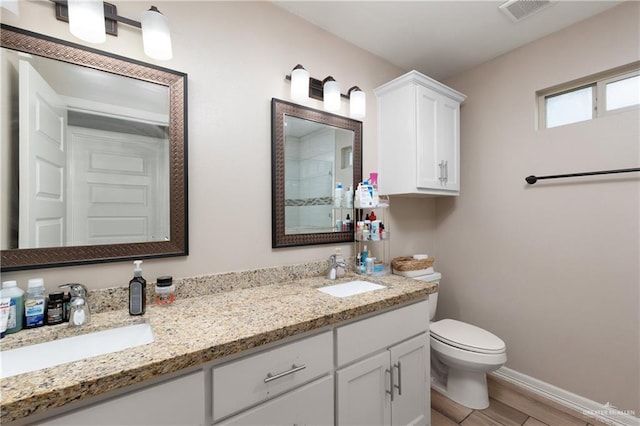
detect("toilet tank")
[412,272,441,321]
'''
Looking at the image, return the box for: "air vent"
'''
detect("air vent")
[499,0,555,22]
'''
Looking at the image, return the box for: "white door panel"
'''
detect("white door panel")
[337,351,391,426]
[67,127,168,245]
[390,334,430,426]
[19,60,67,248]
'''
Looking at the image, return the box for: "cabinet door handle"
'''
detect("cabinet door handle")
[385,368,394,401]
[264,364,307,383]
[438,161,445,184]
[394,362,402,396]
[444,161,449,184]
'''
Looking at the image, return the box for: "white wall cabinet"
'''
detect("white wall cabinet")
[374,70,466,196]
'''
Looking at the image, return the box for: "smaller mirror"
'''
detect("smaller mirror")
[272,98,362,248]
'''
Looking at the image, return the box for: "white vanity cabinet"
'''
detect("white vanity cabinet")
[335,300,430,426]
[212,330,333,424]
[20,298,432,426]
[374,70,466,196]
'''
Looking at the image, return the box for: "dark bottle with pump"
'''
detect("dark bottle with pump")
[129,260,147,316]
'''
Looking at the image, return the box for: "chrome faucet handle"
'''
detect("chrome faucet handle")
[326,254,338,280]
[59,283,89,298]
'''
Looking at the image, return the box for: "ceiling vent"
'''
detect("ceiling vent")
[499,0,556,22]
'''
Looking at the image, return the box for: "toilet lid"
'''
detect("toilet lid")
[430,319,505,354]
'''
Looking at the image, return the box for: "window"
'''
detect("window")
[604,74,640,111]
[538,62,640,129]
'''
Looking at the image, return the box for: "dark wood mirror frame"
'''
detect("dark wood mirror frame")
[271,98,362,248]
[1,25,188,271]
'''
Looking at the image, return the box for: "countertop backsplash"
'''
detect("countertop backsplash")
[89,259,330,314]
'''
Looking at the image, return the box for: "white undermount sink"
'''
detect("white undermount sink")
[0,322,154,379]
[318,280,386,298]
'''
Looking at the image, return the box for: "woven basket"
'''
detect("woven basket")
[391,256,435,272]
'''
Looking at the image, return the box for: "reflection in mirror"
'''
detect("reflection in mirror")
[1,25,188,271]
[2,48,170,249]
[272,98,362,248]
[284,116,354,235]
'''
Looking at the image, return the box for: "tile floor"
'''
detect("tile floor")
[431,377,609,426]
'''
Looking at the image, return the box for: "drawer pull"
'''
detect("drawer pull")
[264,364,307,383]
[394,362,402,396]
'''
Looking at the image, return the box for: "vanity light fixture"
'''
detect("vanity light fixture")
[52,0,173,60]
[323,76,341,112]
[285,65,365,118]
[348,86,366,119]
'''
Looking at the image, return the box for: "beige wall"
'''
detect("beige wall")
[439,2,639,413]
[0,3,436,290]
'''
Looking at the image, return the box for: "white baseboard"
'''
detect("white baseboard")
[491,367,639,426]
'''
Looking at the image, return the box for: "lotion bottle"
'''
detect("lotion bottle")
[129,260,147,316]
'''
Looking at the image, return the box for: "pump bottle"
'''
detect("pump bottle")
[129,260,147,316]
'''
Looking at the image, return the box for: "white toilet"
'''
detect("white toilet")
[416,272,507,409]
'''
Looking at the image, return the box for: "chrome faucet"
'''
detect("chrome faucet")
[59,283,91,327]
[326,254,347,280]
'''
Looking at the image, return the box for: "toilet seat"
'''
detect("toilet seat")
[430,319,505,354]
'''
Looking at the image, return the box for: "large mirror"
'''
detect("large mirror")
[1,25,188,271]
[272,98,362,247]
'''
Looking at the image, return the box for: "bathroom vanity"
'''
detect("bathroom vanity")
[0,273,437,425]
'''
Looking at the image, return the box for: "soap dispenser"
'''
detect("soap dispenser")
[129,260,147,316]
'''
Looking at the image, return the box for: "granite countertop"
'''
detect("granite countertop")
[0,273,437,423]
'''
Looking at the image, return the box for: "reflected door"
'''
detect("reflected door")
[18,60,67,248]
[67,127,168,245]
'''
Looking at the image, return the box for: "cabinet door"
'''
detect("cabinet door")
[437,95,460,191]
[336,351,391,426]
[416,86,460,193]
[390,334,430,426]
[416,85,439,190]
[220,375,334,426]
[38,370,205,425]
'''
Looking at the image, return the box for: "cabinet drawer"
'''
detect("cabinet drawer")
[336,300,428,366]
[218,375,334,426]
[212,331,333,421]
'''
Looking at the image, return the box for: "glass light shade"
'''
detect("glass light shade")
[141,6,173,60]
[323,78,341,112]
[349,89,366,119]
[291,65,310,103]
[67,0,106,44]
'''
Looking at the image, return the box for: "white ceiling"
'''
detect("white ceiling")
[274,1,624,81]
